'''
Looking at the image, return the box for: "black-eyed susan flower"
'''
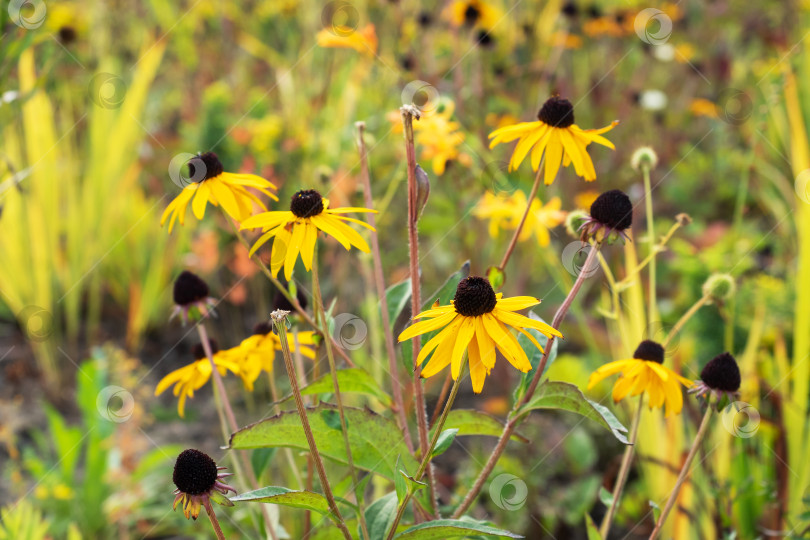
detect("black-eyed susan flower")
[473,190,566,247]
[171,271,217,323]
[587,340,693,418]
[689,352,741,405]
[398,276,562,393]
[222,322,317,392]
[240,189,376,281]
[578,189,633,243]
[445,0,501,30]
[161,152,278,234]
[172,449,235,520]
[155,342,241,417]
[488,96,618,184]
[316,23,379,55]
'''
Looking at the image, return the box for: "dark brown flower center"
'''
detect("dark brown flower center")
[538,96,575,128]
[700,352,741,392]
[590,189,633,231]
[290,189,325,218]
[453,276,497,317]
[173,271,210,306]
[191,340,219,360]
[464,4,481,25]
[253,322,273,336]
[187,152,224,182]
[173,449,219,495]
[633,340,664,364]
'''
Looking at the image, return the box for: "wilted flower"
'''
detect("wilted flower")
[172,449,235,520]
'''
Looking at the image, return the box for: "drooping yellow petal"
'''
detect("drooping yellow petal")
[300,221,318,271]
[208,177,243,220]
[417,317,461,367]
[467,333,487,393]
[399,310,458,342]
[493,308,563,338]
[284,221,306,280]
[473,316,497,369]
[543,130,564,185]
[241,211,293,231]
[192,181,211,220]
[450,318,476,380]
[587,359,637,389]
[495,296,541,311]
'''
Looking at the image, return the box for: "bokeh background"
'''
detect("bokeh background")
[1,0,809,538]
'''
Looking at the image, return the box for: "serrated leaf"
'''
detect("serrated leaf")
[366,492,398,540]
[393,518,523,539]
[230,486,331,515]
[277,368,391,406]
[516,381,630,444]
[513,312,558,403]
[230,404,418,481]
[431,428,458,458]
[429,409,529,443]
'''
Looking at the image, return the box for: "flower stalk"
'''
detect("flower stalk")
[641,164,657,327]
[649,403,714,540]
[401,105,437,515]
[453,244,600,517]
[499,166,543,270]
[203,498,226,540]
[271,310,352,540]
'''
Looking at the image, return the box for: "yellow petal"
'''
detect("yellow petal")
[399,310,458,341]
[192,181,211,220]
[450,317,475,380]
[543,130,564,185]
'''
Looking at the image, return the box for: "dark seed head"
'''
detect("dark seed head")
[537,96,575,128]
[273,285,308,312]
[700,352,741,392]
[633,340,664,364]
[173,449,219,495]
[464,4,481,25]
[590,190,633,231]
[561,1,579,17]
[476,30,494,47]
[417,11,433,26]
[586,4,602,18]
[253,322,273,336]
[173,271,210,306]
[191,340,219,360]
[187,152,224,182]
[453,276,497,317]
[58,26,77,45]
[290,189,325,218]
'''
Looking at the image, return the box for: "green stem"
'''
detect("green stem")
[662,294,712,349]
[499,166,543,270]
[203,498,227,540]
[599,394,644,538]
[642,165,657,328]
[311,257,370,540]
[271,311,352,540]
[386,364,465,540]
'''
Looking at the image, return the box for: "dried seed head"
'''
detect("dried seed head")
[633,340,665,364]
[453,276,497,317]
[187,152,224,182]
[538,96,575,128]
[590,189,633,231]
[173,271,210,306]
[173,449,219,495]
[700,352,741,392]
[290,189,325,218]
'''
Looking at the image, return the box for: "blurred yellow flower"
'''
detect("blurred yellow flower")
[473,190,566,246]
[574,189,600,210]
[317,24,378,56]
[552,31,583,49]
[489,96,617,184]
[52,484,73,500]
[241,189,375,281]
[445,0,501,30]
[690,98,718,118]
[223,324,317,391]
[587,340,693,418]
[155,352,241,417]
[161,152,278,234]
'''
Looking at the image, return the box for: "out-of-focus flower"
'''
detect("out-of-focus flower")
[552,31,583,49]
[399,276,561,393]
[579,189,633,244]
[473,190,566,246]
[690,98,718,118]
[317,24,378,56]
[240,189,375,280]
[489,96,618,184]
[689,352,741,407]
[445,0,501,30]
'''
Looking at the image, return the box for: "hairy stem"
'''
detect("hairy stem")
[271,311,352,540]
[599,394,645,538]
[203,498,227,540]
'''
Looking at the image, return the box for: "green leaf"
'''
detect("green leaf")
[649,500,661,522]
[585,514,602,540]
[431,429,458,458]
[394,455,408,501]
[513,311,558,403]
[515,381,630,444]
[230,486,332,515]
[321,409,343,431]
[250,448,276,478]
[598,486,614,508]
[385,279,412,335]
[430,409,529,443]
[365,492,398,540]
[393,519,523,539]
[278,368,392,406]
[230,404,419,481]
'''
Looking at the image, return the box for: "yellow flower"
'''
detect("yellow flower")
[574,189,600,210]
[240,189,375,281]
[161,152,278,234]
[489,96,618,184]
[473,190,566,246]
[52,484,73,500]
[587,340,693,418]
[552,31,583,49]
[445,0,501,30]
[398,276,562,393]
[316,24,378,56]
[223,324,317,391]
[155,351,241,417]
[689,98,718,118]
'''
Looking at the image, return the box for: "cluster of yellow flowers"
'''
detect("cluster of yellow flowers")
[474,190,566,247]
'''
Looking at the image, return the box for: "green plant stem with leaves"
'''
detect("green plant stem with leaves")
[649,401,714,540]
[385,361,466,540]
[401,105,437,516]
[311,256,370,540]
[599,393,644,538]
[453,244,601,517]
[271,311,353,540]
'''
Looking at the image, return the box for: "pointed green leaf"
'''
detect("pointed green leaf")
[515,381,630,444]
[277,368,392,406]
[585,514,602,540]
[365,492,399,540]
[385,279,412,336]
[230,404,419,480]
[230,487,331,515]
[431,428,458,458]
[393,518,523,539]
[429,409,529,443]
